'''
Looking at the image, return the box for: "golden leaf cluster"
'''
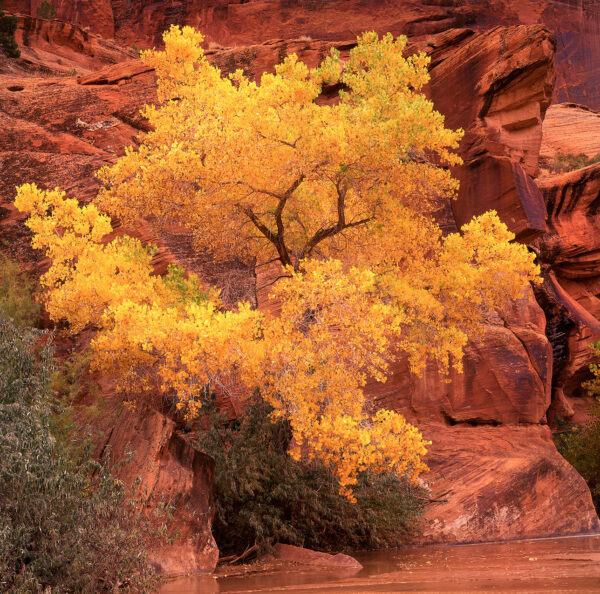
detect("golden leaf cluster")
[15,27,540,497]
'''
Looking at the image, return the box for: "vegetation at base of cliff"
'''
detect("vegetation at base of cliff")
[556,341,600,513]
[0,316,157,591]
[556,402,600,513]
[36,1,56,20]
[0,3,20,59]
[195,398,425,557]
[551,151,600,174]
[0,254,41,328]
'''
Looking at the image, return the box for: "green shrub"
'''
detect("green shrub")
[551,151,600,174]
[0,254,40,327]
[556,402,600,512]
[0,313,157,592]
[194,398,424,557]
[36,0,56,20]
[0,3,19,58]
[556,340,600,512]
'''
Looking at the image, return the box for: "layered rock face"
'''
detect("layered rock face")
[1,10,600,570]
[541,103,600,163]
[1,15,134,75]
[100,405,218,575]
[366,25,598,543]
[6,0,600,110]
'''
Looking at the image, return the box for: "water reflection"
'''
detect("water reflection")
[161,534,600,593]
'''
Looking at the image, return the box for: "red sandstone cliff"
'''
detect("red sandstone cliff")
[2,9,600,573]
[5,0,600,110]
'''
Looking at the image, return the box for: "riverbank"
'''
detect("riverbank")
[161,534,600,593]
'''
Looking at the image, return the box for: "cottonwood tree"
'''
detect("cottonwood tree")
[16,27,539,497]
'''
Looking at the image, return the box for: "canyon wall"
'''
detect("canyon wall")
[2,5,600,573]
[5,0,600,109]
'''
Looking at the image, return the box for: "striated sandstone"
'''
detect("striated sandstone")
[541,103,600,165]
[5,0,600,110]
[100,404,219,574]
[1,15,135,75]
[534,164,600,420]
[422,25,554,243]
[416,424,600,543]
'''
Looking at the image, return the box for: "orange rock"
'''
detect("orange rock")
[423,25,554,242]
[3,15,135,75]
[541,103,600,165]
[273,544,363,570]
[101,405,219,575]
[534,165,600,419]
[414,424,600,543]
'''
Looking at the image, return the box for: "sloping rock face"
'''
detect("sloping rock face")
[100,405,218,575]
[541,103,600,164]
[6,0,600,110]
[1,15,134,75]
[416,424,598,543]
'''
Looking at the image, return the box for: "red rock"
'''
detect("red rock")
[7,1,600,111]
[3,15,135,75]
[541,103,600,166]
[412,424,600,543]
[273,544,363,569]
[423,25,554,242]
[534,165,600,418]
[100,405,219,575]
[368,289,551,427]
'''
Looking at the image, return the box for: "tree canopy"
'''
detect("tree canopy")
[15,26,539,497]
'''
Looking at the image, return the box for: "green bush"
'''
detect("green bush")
[194,398,424,557]
[0,5,20,58]
[556,402,600,512]
[551,151,600,174]
[0,254,40,327]
[0,313,157,592]
[556,340,600,512]
[36,0,56,20]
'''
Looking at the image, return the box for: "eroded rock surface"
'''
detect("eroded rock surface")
[6,0,600,110]
[418,424,599,543]
[534,164,600,422]
[101,405,219,575]
[541,103,600,165]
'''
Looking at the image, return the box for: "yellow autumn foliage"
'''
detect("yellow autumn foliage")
[15,26,540,498]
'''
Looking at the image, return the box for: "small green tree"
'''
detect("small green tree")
[0,313,157,591]
[551,151,600,174]
[36,0,56,20]
[0,4,20,58]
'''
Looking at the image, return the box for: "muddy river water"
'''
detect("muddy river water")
[161,534,600,593]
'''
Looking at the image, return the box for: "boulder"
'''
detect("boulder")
[413,424,600,543]
[273,544,362,570]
